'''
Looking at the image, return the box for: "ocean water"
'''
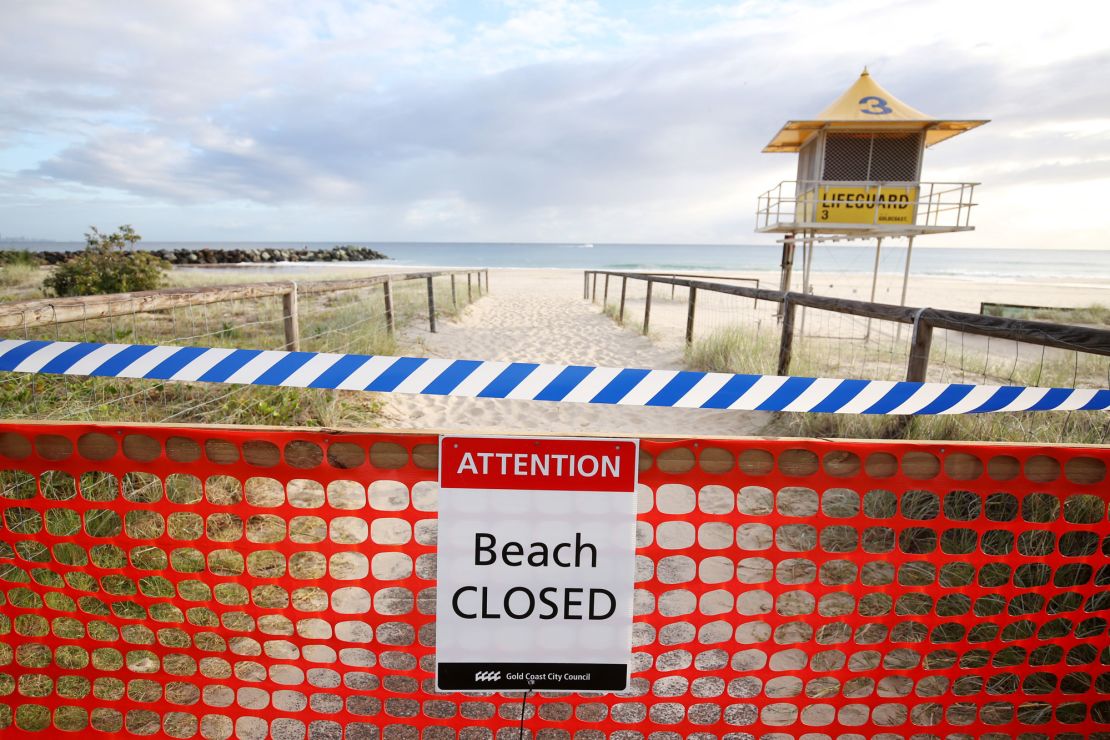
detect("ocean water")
[6,241,1110,280]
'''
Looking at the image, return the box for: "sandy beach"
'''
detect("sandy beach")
[378,268,771,437]
[370,266,1110,435]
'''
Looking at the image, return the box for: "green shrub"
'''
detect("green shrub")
[43,225,168,297]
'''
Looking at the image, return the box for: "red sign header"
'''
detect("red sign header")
[440,436,637,492]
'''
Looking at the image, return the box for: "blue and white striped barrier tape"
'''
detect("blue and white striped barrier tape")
[0,339,1106,415]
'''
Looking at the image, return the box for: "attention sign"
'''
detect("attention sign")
[435,435,638,693]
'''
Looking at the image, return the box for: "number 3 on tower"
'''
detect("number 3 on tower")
[859,96,892,115]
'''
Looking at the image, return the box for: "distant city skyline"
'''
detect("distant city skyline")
[2,1,1107,248]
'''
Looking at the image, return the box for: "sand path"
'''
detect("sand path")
[379,269,768,436]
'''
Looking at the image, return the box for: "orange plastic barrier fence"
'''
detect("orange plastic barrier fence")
[0,422,1108,739]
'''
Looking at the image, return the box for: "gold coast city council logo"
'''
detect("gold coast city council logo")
[474,670,501,682]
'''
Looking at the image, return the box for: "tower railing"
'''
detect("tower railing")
[755,180,979,234]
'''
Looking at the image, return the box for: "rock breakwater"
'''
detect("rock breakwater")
[32,244,388,266]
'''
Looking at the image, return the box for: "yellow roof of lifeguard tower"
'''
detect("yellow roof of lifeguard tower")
[763,69,988,153]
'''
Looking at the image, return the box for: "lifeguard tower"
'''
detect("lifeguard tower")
[755,69,988,309]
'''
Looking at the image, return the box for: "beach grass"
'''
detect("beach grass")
[771,348,1110,444]
[985,302,1110,326]
[685,324,784,377]
[602,302,624,326]
[0,264,48,302]
[0,262,38,287]
[774,407,1109,445]
[1033,304,1110,325]
[0,353,392,429]
[0,267,475,427]
[685,322,1108,444]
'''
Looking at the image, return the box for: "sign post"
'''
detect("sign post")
[435,435,638,693]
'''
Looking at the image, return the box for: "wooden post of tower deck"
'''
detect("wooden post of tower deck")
[797,237,813,341]
[864,237,883,341]
[777,232,795,321]
[896,236,916,341]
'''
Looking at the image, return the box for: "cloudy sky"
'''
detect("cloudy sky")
[1,0,1107,247]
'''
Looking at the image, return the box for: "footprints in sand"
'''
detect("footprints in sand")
[379,270,767,436]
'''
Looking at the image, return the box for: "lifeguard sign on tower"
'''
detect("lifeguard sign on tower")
[756,69,988,306]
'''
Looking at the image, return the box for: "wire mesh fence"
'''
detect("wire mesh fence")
[918,326,1110,444]
[0,294,291,427]
[595,275,782,375]
[792,308,911,382]
[299,282,407,356]
[585,271,1110,443]
[0,271,485,427]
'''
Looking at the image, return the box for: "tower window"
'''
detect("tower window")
[822,132,922,182]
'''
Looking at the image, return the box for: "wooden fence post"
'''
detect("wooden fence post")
[427,277,437,333]
[450,274,457,308]
[468,273,473,302]
[583,272,590,299]
[643,280,653,334]
[685,287,697,346]
[603,274,610,306]
[906,313,934,382]
[591,272,598,303]
[777,296,796,376]
[383,280,395,335]
[282,283,300,351]
[484,269,489,293]
[618,276,627,324]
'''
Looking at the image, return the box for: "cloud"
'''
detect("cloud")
[1,0,1109,246]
